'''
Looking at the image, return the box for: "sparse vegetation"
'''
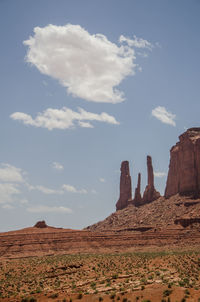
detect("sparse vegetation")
[1,250,200,301]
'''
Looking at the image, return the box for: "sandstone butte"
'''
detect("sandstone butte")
[1,127,200,258]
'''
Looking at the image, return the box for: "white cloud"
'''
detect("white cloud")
[0,164,25,183]
[78,121,94,128]
[35,185,63,195]
[79,189,87,194]
[52,162,64,170]
[152,106,176,126]
[119,35,153,50]
[27,205,72,213]
[154,171,166,178]
[10,106,119,130]
[2,204,15,210]
[20,199,29,204]
[23,24,148,104]
[99,178,105,183]
[0,183,20,204]
[62,184,87,194]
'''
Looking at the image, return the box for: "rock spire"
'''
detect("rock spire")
[116,161,132,211]
[133,173,142,206]
[143,155,160,203]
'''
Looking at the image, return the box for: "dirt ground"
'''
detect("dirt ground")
[1,250,200,302]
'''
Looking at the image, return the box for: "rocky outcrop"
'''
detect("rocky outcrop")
[142,156,160,204]
[116,161,132,210]
[34,220,48,228]
[165,128,200,198]
[174,217,200,228]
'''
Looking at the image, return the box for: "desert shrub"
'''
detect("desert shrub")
[99,297,103,301]
[49,293,58,299]
[77,293,83,299]
[163,289,172,297]
[29,298,37,302]
[21,299,28,302]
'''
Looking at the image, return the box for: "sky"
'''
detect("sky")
[0,0,200,231]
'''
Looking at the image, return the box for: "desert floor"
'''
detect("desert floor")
[1,250,200,302]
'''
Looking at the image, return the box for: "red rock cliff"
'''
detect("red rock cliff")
[165,128,200,198]
[116,161,132,210]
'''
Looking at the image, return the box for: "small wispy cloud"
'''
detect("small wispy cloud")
[119,35,153,50]
[27,205,72,213]
[99,178,105,183]
[2,204,15,210]
[35,185,63,195]
[62,184,87,194]
[52,162,64,171]
[154,171,166,178]
[10,107,119,130]
[151,106,176,126]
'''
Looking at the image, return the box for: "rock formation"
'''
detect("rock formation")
[34,220,48,228]
[116,161,132,210]
[143,156,160,203]
[133,173,142,206]
[116,157,160,210]
[165,128,200,198]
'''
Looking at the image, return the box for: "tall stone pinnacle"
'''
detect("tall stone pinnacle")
[116,161,132,211]
[143,155,160,203]
[147,155,154,187]
[133,173,142,205]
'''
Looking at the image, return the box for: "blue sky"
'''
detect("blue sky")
[0,0,200,231]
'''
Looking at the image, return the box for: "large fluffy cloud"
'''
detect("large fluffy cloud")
[10,106,119,130]
[23,24,152,103]
[152,106,176,126]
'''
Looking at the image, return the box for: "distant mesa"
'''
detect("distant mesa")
[116,155,160,211]
[34,220,48,228]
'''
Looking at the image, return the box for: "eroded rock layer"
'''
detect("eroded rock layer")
[165,128,200,198]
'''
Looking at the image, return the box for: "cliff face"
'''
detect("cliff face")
[165,128,200,198]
